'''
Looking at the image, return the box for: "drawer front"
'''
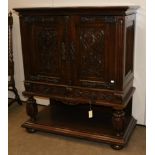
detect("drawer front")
[24,82,67,97]
[64,87,120,103]
[24,82,122,103]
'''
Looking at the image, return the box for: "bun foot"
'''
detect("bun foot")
[26,128,37,133]
[111,144,124,150]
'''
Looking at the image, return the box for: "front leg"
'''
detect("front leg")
[26,96,38,121]
[112,109,125,137]
[111,109,125,150]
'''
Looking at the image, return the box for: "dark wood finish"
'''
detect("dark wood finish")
[14,6,139,149]
[8,11,22,106]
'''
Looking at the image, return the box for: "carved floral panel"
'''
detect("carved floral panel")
[79,26,105,79]
[36,27,60,76]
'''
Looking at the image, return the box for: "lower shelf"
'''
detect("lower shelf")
[22,104,136,149]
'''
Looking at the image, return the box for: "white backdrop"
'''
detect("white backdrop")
[8,0,146,125]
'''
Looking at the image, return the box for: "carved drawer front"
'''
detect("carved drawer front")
[64,88,121,103]
[24,82,67,96]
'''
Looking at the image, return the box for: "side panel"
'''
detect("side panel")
[123,15,136,89]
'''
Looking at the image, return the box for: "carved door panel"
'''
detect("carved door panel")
[71,16,117,90]
[21,16,69,85]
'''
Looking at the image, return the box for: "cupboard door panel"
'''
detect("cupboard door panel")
[79,26,105,79]
[72,16,116,90]
[20,16,68,84]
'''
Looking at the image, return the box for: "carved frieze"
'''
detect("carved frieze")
[80,16,116,23]
[24,82,121,103]
[22,16,55,24]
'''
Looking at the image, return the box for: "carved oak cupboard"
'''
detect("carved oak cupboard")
[14,6,139,149]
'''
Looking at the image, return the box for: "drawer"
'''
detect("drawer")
[24,82,67,96]
[24,82,122,103]
[64,87,121,103]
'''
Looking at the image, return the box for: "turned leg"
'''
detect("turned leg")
[112,109,125,137]
[111,109,125,150]
[26,96,38,122]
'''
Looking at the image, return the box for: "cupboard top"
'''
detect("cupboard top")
[13,6,139,16]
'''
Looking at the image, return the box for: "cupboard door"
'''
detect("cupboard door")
[71,16,117,90]
[20,16,69,84]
